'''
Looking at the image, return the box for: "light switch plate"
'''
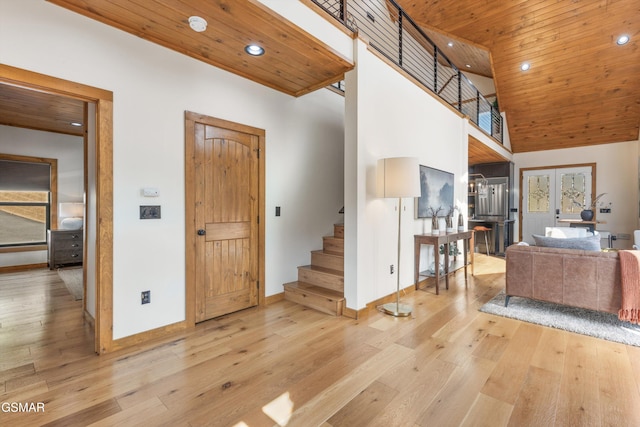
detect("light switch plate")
[140,205,161,219]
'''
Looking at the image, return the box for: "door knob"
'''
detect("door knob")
[197,229,206,236]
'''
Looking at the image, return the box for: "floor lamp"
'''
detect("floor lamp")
[377,157,421,317]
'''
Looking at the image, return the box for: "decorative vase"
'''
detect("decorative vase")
[580,209,594,221]
[431,216,439,235]
[428,260,445,275]
[457,212,464,231]
[446,215,454,233]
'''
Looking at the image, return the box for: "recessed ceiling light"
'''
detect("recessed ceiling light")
[188,16,207,33]
[520,62,531,71]
[447,42,454,47]
[245,44,265,56]
[70,122,82,127]
[617,35,630,45]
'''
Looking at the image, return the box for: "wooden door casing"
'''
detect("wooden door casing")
[185,112,265,324]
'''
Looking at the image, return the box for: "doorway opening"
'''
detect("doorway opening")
[0,64,114,353]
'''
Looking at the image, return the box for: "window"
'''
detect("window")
[0,155,56,248]
[478,111,492,134]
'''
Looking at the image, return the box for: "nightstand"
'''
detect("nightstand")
[48,229,83,269]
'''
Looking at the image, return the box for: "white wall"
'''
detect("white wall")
[345,40,468,310]
[461,72,495,96]
[0,125,84,267]
[1,0,345,339]
[258,0,353,61]
[513,140,640,248]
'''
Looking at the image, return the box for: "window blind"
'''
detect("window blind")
[0,160,51,191]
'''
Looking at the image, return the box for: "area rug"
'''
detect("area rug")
[57,267,83,300]
[480,291,640,347]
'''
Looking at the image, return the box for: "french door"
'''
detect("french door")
[521,165,594,243]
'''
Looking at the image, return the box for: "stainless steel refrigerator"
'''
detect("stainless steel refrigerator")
[475,177,508,218]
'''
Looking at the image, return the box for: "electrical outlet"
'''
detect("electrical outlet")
[141,290,150,304]
[390,264,394,274]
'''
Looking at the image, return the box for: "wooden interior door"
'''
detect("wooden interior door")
[191,117,259,322]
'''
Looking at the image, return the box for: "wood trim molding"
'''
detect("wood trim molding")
[265,292,285,305]
[95,99,113,353]
[343,283,418,320]
[342,306,359,319]
[0,263,48,273]
[83,309,96,329]
[0,64,113,102]
[0,244,47,253]
[1,64,114,354]
[110,320,189,352]
[298,0,356,38]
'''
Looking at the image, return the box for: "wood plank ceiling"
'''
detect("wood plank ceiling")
[396,0,640,153]
[468,136,509,166]
[47,0,353,97]
[0,84,86,137]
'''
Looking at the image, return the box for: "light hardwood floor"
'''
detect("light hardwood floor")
[2,255,640,426]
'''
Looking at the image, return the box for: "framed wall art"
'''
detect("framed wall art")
[416,165,454,218]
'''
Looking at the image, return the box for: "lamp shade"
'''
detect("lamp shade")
[377,157,421,198]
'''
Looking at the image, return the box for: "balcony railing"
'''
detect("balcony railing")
[311,0,503,143]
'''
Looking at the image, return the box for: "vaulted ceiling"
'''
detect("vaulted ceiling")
[4,0,638,158]
[395,0,640,154]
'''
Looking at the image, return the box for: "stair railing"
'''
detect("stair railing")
[310,0,503,143]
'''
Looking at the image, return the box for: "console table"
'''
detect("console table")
[414,230,474,295]
[557,219,606,233]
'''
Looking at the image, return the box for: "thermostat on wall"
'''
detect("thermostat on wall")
[142,187,159,197]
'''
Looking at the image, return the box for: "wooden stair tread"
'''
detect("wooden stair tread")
[298,265,343,277]
[282,223,345,316]
[284,281,345,316]
[284,282,345,299]
[310,250,344,272]
[322,236,344,255]
[311,249,342,257]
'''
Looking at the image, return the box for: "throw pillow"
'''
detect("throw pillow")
[532,233,601,251]
[544,226,588,238]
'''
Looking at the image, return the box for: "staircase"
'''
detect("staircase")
[283,224,345,316]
